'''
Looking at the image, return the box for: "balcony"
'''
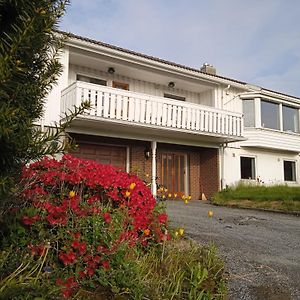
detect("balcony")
[61,82,244,144]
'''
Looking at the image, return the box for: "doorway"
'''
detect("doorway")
[160,153,187,196]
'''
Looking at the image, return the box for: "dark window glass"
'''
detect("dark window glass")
[284,161,296,181]
[164,93,186,101]
[283,105,299,133]
[240,157,255,179]
[261,100,279,130]
[243,99,255,127]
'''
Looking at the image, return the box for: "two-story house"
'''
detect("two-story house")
[44,31,300,200]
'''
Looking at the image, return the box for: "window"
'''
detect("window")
[113,81,129,90]
[243,99,255,127]
[164,93,186,101]
[76,75,107,86]
[240,157,255,179]
[284,161,296,181]
[283,105,299,133]
[261,100,279,130]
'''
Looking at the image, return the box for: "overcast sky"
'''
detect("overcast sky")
[60,0,300,97]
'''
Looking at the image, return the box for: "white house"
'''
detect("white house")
[44,31,300,199]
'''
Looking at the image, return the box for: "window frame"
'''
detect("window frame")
[240,156,256,180]
[283,160,296,182]
[282,104,299,133]
[76,74,107,86]
[261,99,280,130]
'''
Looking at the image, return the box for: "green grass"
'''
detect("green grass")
[212,184,300,212]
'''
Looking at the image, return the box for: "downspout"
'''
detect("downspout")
[220,142,228,190]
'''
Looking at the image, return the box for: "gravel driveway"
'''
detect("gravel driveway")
[166,200,300,300]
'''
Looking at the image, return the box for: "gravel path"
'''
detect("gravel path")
[166,200,300,300]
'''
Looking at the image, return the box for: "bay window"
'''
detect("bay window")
[283,105,299,133]
[261,100,280,130]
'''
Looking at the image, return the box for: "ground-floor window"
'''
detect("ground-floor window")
[284,160,296,181]
[240,156,255,180]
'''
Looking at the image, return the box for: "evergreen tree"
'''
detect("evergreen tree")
[0,0,89,196]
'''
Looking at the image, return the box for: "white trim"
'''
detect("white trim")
[126,146,130,173]
[184,154,189,195]
[151,141,157,196]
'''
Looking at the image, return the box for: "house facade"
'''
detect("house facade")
[44,31,300,199]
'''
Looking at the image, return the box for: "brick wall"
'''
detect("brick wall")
[69,134,219,200]
[199,148,219,200]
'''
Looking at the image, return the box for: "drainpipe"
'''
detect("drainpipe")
[151,141,157,197]
[220,142,228,190]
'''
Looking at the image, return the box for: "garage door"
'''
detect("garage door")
[72,142,126,171]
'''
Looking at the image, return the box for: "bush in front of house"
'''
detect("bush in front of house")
[0,155,227,299]
[0,155,169,298]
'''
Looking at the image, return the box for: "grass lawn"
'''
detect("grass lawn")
[212,184,300,213]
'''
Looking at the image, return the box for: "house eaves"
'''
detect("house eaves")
[56,30,300,101]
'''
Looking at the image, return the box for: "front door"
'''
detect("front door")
[161,153,186,197]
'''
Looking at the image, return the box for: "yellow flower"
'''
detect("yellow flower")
[125,191,131,198]
[69,191,75,198]
[181,195,185,200]
[184,199,189,205]
[145,173,149,178]
[129,182,136,190]
[168,193,172,198]
[165,188,168,192]
[144,229,151,236]
[188,195,192,200]
[174,193,177,198]
[175,231,179,236]
[208,210,214,218]
[162,195,166,199]
[179,228,184,236]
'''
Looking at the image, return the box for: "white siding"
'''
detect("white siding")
[224,147,300,186]
[44,48,70,125]
[214,85,244,113]
[69,64,210,105]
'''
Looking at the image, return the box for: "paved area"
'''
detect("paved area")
[166,200,300,300]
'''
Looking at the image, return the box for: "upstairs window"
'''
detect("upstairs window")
[284,161,296,181]
[261,100,279,130]
[240,156,255,180]
[76,74,107,86]
[283,105,299,133]
[164,93,186,101]
[113,81,129,90]
[243,99,255,127]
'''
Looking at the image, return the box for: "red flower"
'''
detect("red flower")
[78,242,87,255]
[21,215,33,225]
[103,212,111,224]
[59,251,77,266]
[21,215,40,226]
[102,260,110,269]
[157,213,168,224]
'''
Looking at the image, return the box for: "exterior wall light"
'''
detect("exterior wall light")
[144,147,151,159]
[168,81,175,88]
[108,67,115,74]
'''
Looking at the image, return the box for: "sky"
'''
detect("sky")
[60,0,300,98]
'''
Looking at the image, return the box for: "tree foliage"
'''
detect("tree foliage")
[0,0,90,195]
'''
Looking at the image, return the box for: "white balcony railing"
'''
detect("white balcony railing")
[61,81,244,138]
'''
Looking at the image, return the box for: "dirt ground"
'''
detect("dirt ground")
[166,200,300,300]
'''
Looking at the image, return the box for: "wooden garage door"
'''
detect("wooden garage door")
[72,143,126,171]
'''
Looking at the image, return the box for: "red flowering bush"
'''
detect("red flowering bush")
[2,155,169,298]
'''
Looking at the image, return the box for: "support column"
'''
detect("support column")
[151,141,157,197]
